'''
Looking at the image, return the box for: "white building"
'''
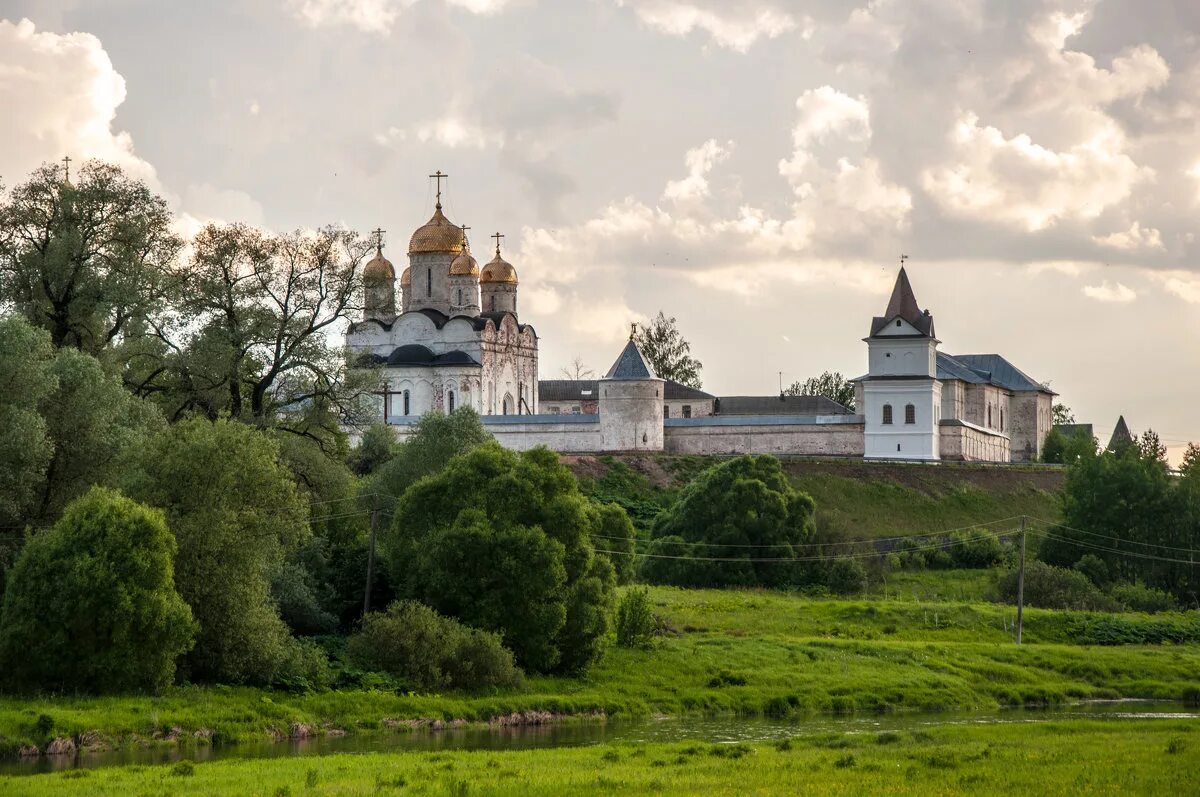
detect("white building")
[346,182,1054,463]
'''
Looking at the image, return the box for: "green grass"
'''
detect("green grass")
[3,719,1196,795]
[1,587,1197,754]
[867,568,1002,603]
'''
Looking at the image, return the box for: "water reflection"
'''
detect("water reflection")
[3,700,1195,777]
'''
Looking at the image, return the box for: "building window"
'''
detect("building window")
[882,404,893,425]
[1000,409,1004,431]
[490,294,495,311]
[664,406,670,419]
[403,390,410,416]
[896,319,901,327]
[988,404,993,427]
[448,390,455,413]
[457,288,463,305]
[427,268,432,297]
[683,405,692,418]
[905,404,916,424]
[571,406,581,414]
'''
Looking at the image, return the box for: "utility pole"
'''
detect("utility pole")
[1015,516,1026,645]
[363,498,378,617]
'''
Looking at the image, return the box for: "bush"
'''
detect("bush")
[593,502,638,585]
[346,601,522,691]
[1073,554,1110,587]
[0,487,196,693]
[826,558,867,595]
[996,560,1120,612]
[894,537,930,569]
[1110,582,1176,613]
[642,455,816,588]
[385,444,616,674]
[948,529,1004,569]
[615,588,656,648]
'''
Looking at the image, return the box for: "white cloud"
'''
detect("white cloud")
[414,117,504,149]
[778,86,870,181]
[0,18,160,189]
[614,0,799,52]
[287,0,517,33]
[1154,271,1200,304]
[1093,221,1164,251]
[1082,280,1137,303]
[663,138,732,204]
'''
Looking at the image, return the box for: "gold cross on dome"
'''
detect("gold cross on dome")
[491,231,505,254]
[371,227,386,252]
[62,155,72,182]
[429,170,448,206]
[460,224,471,246]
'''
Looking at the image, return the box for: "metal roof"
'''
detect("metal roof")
[716,395,853,415]
[538,378,712,402]
[949,354,1052,393]
[604,339,659,379]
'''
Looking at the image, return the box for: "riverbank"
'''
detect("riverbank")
[1,587,1196,758]
[3,718,1194,795]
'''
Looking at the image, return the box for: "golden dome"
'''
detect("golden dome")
[400,266,411,287]
[409,205,464,254]
[449,248,479,277]
[363,248,395,281]
[481,251,518,285]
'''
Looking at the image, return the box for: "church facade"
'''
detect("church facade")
[346,186,1056,464]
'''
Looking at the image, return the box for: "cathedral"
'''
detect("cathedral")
[346,178,1057,463]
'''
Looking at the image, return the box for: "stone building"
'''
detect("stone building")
[346,180,1056,463]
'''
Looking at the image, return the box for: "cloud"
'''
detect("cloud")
[1093,221,1164,251]
[663,139,733,204]
[1082,280,1137,303]
[287,0,518,33]
[1154,271,1200,304]
[614,0,802,52]
[778,86,870,181]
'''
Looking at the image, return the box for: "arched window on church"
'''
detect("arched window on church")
[502,393,513,415]
[905,404,916,424]
[427,268,432,298]
[988,404,993,427]
[447,390,455,413]
[403,390,410,416]
[1000,409,1004,431]
[882,404,893,425]
[490,294,496,311]
[457,288,463,306]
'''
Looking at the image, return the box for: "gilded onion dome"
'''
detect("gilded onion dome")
[449,248,479,276]
[363,246,395,280]
[408,204,465,254]
[400,265,412,287]
[480,250,518,285]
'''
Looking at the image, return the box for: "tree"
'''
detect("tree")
[383,443,616,673]
[371,408,492,506]
[784,371,856,411]
[0,487,195,693]
[559,356,594,381]
[633,311,702,388]
[1138,429,1168,464]
[0,160,182,355]
[1052,403,1075,425]
[125,417,314,684]
[642,455,816,588]
[592,501,638,584]
[349,423,399,476]
[126,223,380,446]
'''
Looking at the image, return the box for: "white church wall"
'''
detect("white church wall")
[664,418,864,456]
[863,380,941,460]
[600,379,665,451]
[1008,392,1053,462]
[867,338,936,377]
[939,421,1010,462]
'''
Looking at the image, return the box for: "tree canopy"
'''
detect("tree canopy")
[0,487,195,693]
[784,371,856,411]
[383,443,616,673]
[633,311,703,388]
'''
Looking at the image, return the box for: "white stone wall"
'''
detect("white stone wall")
[867,336,937,377]
[963,383,1010,433]
[664,421,865,456]
[1008,391,1054,462]
[448,274,480,316]
[862,379,941,460]
[663,399,715,419]
[600,378,665,451]
[480,314,538,414]
[482,282,517,315]
[407,252,455,315]
[938,421,1011,462]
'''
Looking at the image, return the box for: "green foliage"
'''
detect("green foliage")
[1052,403,1075,425]
[826,558,867,595]
[643,456,816,588]
[1072,554,1110,587]
[125,417,315,685]
[1109,582,1176,614]
[384,443,616,673]
[947,530,1004,569]
[615,588,656,648]
[371,408,491,503]
[996,561,1120,611]
[346,601,522,691]
[593,502,638,584]
[783,371,856,411]
[633,311,703,388]
[0,487,195,693]
[348,423,398,476]
[582,458,672,533]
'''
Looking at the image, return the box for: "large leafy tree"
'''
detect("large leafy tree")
[643,455,816,588]
[633,311,703,388]
[384,444,616,673]
[784,371,856,411]
[126,223,379,446]
[125,417,312,684]
[0,487,196,693]
[0,160,181,355]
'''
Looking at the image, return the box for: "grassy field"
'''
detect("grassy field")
[3,718,1195,795]
[1,587,1197,755]
[568,455,1065,539]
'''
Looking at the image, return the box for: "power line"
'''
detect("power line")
[1027,526,1200,565]
[1027,516,1200,555]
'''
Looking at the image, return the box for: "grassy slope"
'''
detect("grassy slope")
[569,455,1065,540]
[1,588,1196,752]
[4,719,1196,796]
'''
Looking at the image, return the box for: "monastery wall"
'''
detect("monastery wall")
[663,417,865,457]
[938,420,1010,462]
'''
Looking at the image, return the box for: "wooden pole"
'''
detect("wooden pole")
[1016,516,1026,645]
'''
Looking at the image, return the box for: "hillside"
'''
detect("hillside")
[565,455,1064,539]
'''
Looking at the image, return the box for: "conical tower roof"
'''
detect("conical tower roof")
[604,338,658,380]
[870,267,935,337]
[1107,415,1133,451]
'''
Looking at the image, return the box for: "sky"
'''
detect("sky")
[1,0,1199,458]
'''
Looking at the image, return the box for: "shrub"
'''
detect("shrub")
[996,560,1120,611]
[1073,554,1111,587]
[1110,582,1176,613]
[826,558,867,595]
[0,487,196,693]
[615,587,656,648]
[642,455,816,588]
[384,444,615,674]
[948,529,1004,569]
[894,537,930,569]
[593,502,638,585]
[346,600,522,691]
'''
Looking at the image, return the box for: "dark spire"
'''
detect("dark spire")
[604,338,658,380]
[869,266,935,337]
[1107,415,1133,451]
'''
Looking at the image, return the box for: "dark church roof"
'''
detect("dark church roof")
[539,379,712,403]
[869,267,936,337]
[716,395,853,415]
[604,339,659,379]
[1108,415,1133,451]
[933,353,1055,395]
[357,345,479,368]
